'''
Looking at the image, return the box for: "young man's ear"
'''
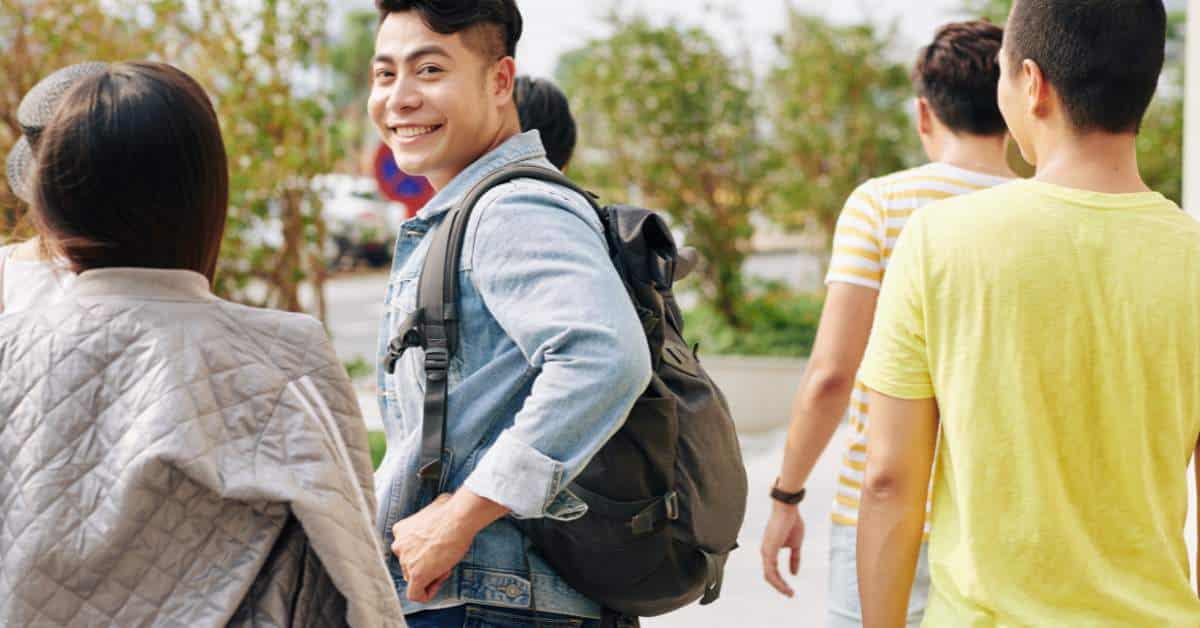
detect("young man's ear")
[491,57,517,104]
[1022,59,1051,120]
[915,98,934,136]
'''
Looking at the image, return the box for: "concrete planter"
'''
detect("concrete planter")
[700,354,808,434]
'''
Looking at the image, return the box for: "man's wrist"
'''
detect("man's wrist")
[770,477,807,505]
[447,488,511,538]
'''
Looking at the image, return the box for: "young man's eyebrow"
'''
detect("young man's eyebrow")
[372,46,452,67]
[403,45,452,64]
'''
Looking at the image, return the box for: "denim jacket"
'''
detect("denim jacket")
[375,131,653,618]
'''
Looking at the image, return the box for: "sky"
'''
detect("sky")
[340,0,981,79]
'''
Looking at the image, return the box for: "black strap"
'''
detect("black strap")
[409,163,602,495]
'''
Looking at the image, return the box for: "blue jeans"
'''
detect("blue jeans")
[827,523,931,628]
[405,605,601,628]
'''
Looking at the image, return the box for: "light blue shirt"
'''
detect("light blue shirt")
[375,131,652,617]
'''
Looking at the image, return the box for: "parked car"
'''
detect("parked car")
[315,174,407,269]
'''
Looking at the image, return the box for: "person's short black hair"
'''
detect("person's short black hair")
[376,0,523,61]
[913,20,1006,136]
[514,76,576,170]
[1006,0,1166,134]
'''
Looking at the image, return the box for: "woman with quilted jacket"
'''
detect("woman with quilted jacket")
[0,61,405,628]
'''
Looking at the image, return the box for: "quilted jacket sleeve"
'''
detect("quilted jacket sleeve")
[256,324,403,628]
[178,319,403,628]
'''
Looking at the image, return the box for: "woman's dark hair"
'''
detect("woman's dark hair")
[376,0,522,60]
[514,76,576,170]
[1005,0,1165,134]
[31,61,229,280]
[912,20,1007,136]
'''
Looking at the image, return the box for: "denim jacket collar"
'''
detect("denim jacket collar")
[416,130,546,222]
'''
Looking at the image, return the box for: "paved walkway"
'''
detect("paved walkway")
[644,430,840,628]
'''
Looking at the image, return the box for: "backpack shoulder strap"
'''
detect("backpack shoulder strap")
[410,164,601,493]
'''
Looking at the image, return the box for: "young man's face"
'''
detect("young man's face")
[369,12,507,190]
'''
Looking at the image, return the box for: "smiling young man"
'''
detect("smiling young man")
[856,1,1200,626]
[367,2,651,627]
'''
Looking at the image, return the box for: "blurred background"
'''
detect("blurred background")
[0,0,1193,625]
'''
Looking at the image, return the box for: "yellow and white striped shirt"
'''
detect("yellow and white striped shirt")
[826,162,1011,528]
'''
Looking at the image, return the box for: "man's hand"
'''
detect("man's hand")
[390,490,510,603]
[761,502,805,597]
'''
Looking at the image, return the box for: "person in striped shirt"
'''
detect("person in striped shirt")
[760,20,1016,627]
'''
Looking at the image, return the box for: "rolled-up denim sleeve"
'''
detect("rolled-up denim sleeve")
[461,182,652,519]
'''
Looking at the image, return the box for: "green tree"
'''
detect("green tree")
[0,0,343,318]
[763,8,919,239]
[185,0,343,316]
[0,0,185,235]
[558,15,765,329]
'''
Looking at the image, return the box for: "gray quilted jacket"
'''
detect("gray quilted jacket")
[0,268,405,628]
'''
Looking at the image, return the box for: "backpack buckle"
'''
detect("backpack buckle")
[664,491,679,521]
[424,346,450,373]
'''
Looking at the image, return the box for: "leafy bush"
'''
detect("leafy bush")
[683,287,823,358]
[369,431,387,470]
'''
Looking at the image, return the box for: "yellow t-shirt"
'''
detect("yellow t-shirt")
[859,179,1200,626]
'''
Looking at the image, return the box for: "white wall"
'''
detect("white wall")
[1185,0,1200,216]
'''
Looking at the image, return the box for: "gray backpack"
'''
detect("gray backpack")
[384,164,748,618]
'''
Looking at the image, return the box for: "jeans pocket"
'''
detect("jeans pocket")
[463,605,584,628]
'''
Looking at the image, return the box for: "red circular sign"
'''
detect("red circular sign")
[374,143,434,217]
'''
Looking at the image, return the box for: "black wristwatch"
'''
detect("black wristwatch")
[770,478,806,505]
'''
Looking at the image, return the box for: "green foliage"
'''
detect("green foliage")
[0,0,187,236]
[763,9,920,236]
[558,14,764,329]
[344,356,373,380]
[186,0,342,315]
[331,10,380,110]
[0,0,341,318]
[683,287,824,358]
[369,431,387,470]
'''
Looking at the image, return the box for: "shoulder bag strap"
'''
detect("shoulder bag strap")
[413,164,601,495]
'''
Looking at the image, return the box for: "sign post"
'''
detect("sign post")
[374,143,434,218]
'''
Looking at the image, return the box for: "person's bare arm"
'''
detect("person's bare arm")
[1194,439,1200,597]
[762,282,877,596]
[858,392,938,628]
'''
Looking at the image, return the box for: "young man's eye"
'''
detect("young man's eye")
[373,68,395,81]
[417,65,443,77]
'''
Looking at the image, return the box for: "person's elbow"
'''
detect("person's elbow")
[861,460,921,507]
[800,361,857,406]
[617,333,653,401]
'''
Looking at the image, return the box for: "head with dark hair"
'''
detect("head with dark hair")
[912,20,1006,137]
[999,0,1166,150]
[370,0,524,189]
[376,0,522,62]
[514,76,576,170]
[31,62,228,280]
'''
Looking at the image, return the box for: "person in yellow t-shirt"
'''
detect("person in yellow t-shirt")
[856,1,1200,626]
[760,20,1014,628]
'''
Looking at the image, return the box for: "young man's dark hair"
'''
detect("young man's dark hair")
[912,20,1006,136]
[1005,0,1166,133]
[376,0,522,61]
[514,76,576,170]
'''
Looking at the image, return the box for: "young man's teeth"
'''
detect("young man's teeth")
[396,125,437,138]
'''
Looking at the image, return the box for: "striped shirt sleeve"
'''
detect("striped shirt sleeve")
[825,181,885,290]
